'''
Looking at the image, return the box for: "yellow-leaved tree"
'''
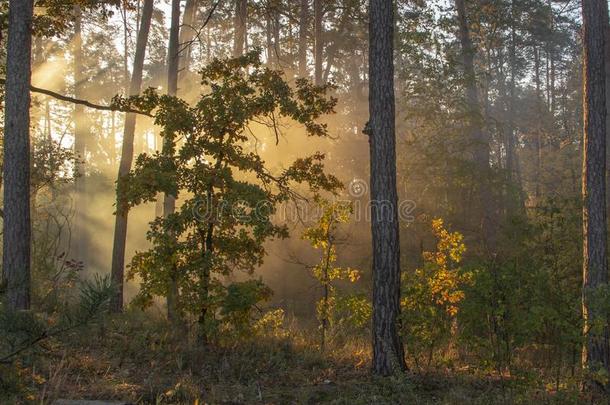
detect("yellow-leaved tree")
[401,218,472,369]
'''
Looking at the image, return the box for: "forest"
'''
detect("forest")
[1,0,610,403]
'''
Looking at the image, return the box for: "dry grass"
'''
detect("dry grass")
[0,311,596,404]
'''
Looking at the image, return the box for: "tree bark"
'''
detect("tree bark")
[165,0,181,323]
[266,9,273,65]
[581,0,610,386]
[368,0,406,376]
[299,0,309,77]
[110,0,154,313]
[506,0,525,214]
[3,0,34,311]
[73,5,88,265]
[604,13,610,215]
[272,1,280,64]
[180,0,198,76]
[534,45,543,200]
[233,0,247,57]
[314,0,323,85]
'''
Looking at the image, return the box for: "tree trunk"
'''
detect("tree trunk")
[180,0,198,76]
[73,5,88,265]
[165,0,181,323]
[233,0,247,57]
[581,0,610,386]
[272,2,280,64]
[604,17,610,215]
[506,0,525,214]
[110,0,154,313]
[266,10,273,65]
[368,0,406,376]
[455,0,494,249]
[299,0,309,77]
[3,0,34,311]
[534,45,543,201]
[314,0,323,85]
[547,0,555,114]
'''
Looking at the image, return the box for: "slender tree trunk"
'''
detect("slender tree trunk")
[581,0,610,387]
[506,0,525,214]
[322,5,349,84]
[547,0,555,114]
[534,45,543,200]
[272,2,280,64]
[506,17,516,181]
[3,0,34,311]
[266,10,273,65]
[368,0,406,376]
[299,0,309,76]
[455,0,494,249]
[165,0,181,323]
[264,3,280,66]
[110,0,154,313]
[604,18,610,215]
[314,0,323,85]
[122,2,130,93]
[73,5,88,265]
[233,0,247,57]
[180,0,198,76]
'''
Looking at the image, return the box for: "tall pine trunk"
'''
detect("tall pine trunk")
[233,0,247,57]
[165,0,181,323]
[314,0,323,85]
[368,0,406,376]
[73,5,88,265]
[110,0,154,313]
[533,45,543,200]
[604,13,610,215]
[298,0,309,77]
[180,0,198,77]
[581,0,609,386]
[506,0,525,214]
[3,0,34,311]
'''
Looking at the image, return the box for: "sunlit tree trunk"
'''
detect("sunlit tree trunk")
[110,0,154,313]
[73,5,88,265]
[323,5,349,84]
[368,0,406,376]
[180,0,198,77]
[3,0,34,311]
[298,0,309,77]
[272,1,280,64]
[266,10,273,65]
[233,0,247,57]
[314,0,323,85]
[264,2,280,66]
[581,0,610,388]
[165,0,181,323]
[121,1,130,93]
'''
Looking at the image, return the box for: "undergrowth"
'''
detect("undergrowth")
[0,308,595,404]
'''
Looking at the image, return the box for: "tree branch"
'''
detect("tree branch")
[178,0,222,55]
[0,78,153,117]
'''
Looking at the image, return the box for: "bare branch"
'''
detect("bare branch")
[0,78,153,117]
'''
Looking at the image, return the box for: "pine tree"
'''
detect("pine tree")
[368,0,406,375]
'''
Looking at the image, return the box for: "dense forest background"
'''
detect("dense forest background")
[1,0,610,403]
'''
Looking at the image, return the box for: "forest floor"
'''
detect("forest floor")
[1,312,598,404]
